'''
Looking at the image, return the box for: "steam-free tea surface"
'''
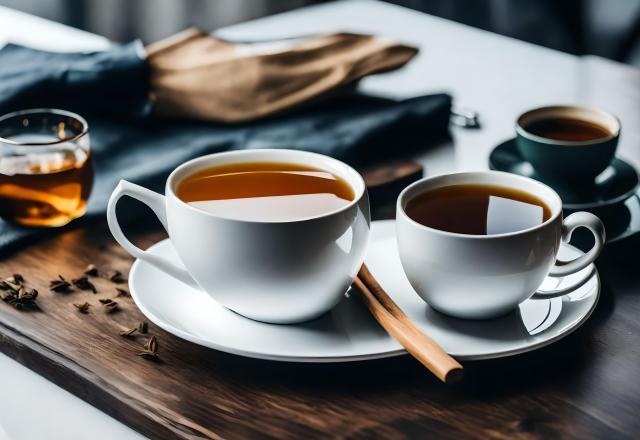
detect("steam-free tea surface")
[0,135,93,227]
[177,162,354,222]
[523,117,611,141]
[405,184,551,235]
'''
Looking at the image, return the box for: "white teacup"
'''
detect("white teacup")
[107,149,370,324]
[396,171,605,320]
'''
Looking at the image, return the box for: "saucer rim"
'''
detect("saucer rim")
[607,193,640,243]
[129,255,406,363]
[129,223,600,363]
[489,137,639,210]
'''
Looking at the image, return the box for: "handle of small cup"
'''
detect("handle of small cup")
[531,211,605,299]
[548,211,606,277]
[107,180,199,289]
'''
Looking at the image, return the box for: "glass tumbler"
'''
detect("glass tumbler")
[0,109,94,227]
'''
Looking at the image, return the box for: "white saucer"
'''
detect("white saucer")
[129,220,599,362]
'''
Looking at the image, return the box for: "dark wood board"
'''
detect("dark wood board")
[1,164,639,439]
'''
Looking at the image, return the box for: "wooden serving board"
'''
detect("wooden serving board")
[2,161,634,439]
[0,163,436,440]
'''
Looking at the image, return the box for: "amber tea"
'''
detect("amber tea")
[405,183,551,235]
[176,161,354,222]
[0,144,93,227]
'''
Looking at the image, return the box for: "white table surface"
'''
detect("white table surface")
[1,1,639,439]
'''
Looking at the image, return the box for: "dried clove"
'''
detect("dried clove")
[73,302,91,314]
[84,264,99,276]
[102,300,119,313]
[137,335,159,360]
[107,270,125,284]
[49,275,72,293]
[0,279,20,292]
[1,277,38,310]
[72,276,97,293]
[119,327,137,337]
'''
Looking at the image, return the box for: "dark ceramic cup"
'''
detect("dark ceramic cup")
[515,105,620,182]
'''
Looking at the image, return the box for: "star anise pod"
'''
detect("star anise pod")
[137,321,148,334]
[73,302,91,314]
[11,274,25,285]
[49,275,72,293]
[84,264,99,276]
[72,276,97,293]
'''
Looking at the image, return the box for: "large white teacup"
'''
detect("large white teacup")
[396,171,605,319]
[107,149,370,324]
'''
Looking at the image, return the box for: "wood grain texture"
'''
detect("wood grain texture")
[362,161,423,219]
[0,173,639,439]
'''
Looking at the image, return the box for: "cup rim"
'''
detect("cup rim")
[165,149,366,224]
[397,171,563,239]
[516,105,620,146]
[0,108,89,147]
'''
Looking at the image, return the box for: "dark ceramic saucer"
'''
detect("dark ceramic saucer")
[489,138,640,244]
[489,138,638,210]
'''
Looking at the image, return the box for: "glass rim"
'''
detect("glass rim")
[0,108,89,147]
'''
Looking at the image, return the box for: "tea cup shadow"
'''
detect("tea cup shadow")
[459,281,615,392]
[295,290,390,340]
[422,306,533,343]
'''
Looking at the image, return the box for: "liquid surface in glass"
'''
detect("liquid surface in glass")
[0,134,93,227]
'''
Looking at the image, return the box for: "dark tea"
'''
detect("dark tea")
[176,161,355,222]
[524,117,611,142]
[405,184,551,235]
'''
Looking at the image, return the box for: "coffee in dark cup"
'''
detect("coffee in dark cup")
[515,105,620,182]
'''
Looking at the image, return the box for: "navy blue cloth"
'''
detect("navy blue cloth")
[0,44,451,253]
[0,43,149,118]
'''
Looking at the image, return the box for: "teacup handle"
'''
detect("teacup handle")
[531,211,605,299]
[548,211,606,277]
[107,180,199,289]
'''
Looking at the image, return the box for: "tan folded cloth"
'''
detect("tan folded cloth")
[145,28,418,123]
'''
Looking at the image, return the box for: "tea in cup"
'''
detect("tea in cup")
[107,149,370,324]
[396,171,605,319]
[515,105,620,182]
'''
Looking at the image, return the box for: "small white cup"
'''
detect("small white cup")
[396,171,605,319]
[107,149,370,324]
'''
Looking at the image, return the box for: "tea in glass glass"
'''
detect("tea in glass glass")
[0,109,93,227]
